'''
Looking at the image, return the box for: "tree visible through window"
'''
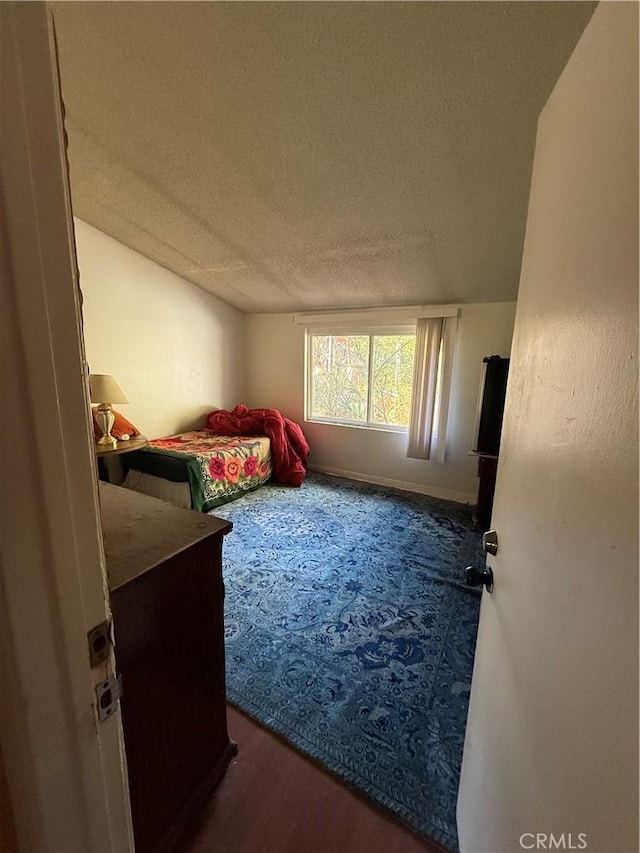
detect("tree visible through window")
[310,333,416,428]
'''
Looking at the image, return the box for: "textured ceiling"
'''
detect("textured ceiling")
[53,2,595,313]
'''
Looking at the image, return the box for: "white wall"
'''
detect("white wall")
[75,219,246,439]
[74,219,516,502]
[245,302,517,502]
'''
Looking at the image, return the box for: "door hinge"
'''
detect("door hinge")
[96,675,122,722]
[87,619,112,667]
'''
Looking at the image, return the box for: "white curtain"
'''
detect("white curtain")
[407,316,444,460]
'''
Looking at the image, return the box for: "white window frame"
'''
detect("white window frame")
[298,305,459,460]
[305,325,416,432]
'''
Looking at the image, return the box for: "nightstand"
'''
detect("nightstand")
[96,436,148,482]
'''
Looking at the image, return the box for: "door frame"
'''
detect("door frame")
[1,4,133,850]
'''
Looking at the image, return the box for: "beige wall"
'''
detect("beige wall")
[75,219,246,439]
[74,219,516,502]
[245,302,517,502]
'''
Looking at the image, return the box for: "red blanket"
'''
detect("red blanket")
[207,405,310,487]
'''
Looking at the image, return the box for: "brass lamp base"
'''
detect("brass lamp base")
[97,434,118,449]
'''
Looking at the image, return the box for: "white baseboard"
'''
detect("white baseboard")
[307,464,476,505]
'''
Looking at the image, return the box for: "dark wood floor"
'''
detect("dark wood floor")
[180,705,444,853]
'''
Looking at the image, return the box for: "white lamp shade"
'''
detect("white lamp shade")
[89,374,129,405]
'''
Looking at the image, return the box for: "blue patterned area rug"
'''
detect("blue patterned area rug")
[212,473,482,852]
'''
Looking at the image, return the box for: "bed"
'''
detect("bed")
[121,430,272,512]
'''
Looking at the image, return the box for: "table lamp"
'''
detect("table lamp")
[90,374,129,449]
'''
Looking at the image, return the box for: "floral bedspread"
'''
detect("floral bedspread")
[147,430,272,512]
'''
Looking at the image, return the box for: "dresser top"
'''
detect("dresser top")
[99,483,232,590]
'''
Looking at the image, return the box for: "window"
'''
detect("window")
[308,332,417,430]
[297,305,458,461]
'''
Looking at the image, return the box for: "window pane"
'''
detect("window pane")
[371,335,416,427]
[311,335,369,422]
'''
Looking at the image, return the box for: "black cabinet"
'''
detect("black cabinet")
[474,454,498,531]
[471,355,509,530]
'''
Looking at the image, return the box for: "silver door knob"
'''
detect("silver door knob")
[482,529,499,556]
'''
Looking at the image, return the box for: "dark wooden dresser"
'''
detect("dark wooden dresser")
[99,483,236,853]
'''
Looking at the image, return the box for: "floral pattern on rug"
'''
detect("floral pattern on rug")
[213,473,483,852]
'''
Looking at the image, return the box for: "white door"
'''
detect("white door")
[457,5,638,853]
[1,4,132,851]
